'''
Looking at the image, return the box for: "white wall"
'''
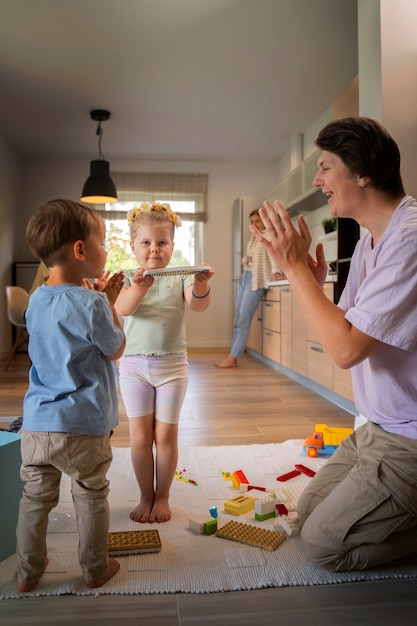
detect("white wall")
[15,157,274,348]
[358,0,417,198]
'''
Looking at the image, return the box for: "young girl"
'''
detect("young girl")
[115,202,214,524]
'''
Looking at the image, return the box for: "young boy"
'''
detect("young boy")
[16,198,125,592]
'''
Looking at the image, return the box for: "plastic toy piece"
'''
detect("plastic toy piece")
[274,512,302,537]
[224,494,256,516]
[108,530,161,555]
[275,503,289,516]
[189,515,217,535]
[216,520,286,551]
[254,496,276,521]
[240,484,266,493]
[232,469,249,490]
[294,464,316,477]
[209,506,218,519]
[143,264,213,277]
[303,423,353,458]
[276,469,301,482]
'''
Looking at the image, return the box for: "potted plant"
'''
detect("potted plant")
[322,217,337,234]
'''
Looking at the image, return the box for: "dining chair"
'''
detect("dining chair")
[4,286,29,372]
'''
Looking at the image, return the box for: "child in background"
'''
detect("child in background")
[115,202,214,524]
[16,199,125,593]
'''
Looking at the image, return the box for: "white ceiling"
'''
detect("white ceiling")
[0,0,358,164]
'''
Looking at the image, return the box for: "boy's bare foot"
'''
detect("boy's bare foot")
[215,356,237,368]
[16,558,49,593]
[85,557,120,589]
[129,497,154,523]
[148,497,172,523]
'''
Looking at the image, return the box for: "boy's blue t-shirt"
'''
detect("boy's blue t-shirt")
[23,284,124,435]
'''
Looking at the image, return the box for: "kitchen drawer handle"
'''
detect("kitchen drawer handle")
[310,345,324,353]
[265,302,273,307]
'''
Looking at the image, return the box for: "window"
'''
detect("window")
[96,172,208,274]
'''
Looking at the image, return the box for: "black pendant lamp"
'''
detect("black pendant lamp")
[81,109,118,204]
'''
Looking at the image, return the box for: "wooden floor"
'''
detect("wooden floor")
[1,350,417,625]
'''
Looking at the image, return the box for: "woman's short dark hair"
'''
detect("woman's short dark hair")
[314,117,405,197]
[26,199,100,267]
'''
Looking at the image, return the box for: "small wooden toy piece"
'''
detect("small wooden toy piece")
[143,264,213,277]
[108,530,161,555]
[231,469,249,490]
[224,494,257,516]
[189,514,218,535]
[276,469,301,482]
[216,520,286,551]
[294,464,316,477]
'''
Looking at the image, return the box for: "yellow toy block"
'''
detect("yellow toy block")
[224,494,256,515]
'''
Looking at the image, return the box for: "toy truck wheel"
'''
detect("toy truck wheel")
[306,446,318,458]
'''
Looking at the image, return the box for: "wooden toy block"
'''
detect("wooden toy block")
[224,494,257,515]
[108,530,161,555]
[189,514,218,535]
[216,520,286,551]
[274,512,302,537]
[232,469,249,490]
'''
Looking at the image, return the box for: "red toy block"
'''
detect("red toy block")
[294,464,316,477]
[276,503,289,515]
[276,469,301,482]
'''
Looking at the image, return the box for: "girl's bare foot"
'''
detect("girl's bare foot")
[148,497,172,523]
[214,356,237,368]
[129,496,154,523]
[85,557,120,589]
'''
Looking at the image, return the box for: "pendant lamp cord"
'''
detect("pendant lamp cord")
[96,122,105,160]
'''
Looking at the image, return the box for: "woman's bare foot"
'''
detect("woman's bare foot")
[85,557,120,589]
[148,497,172,523]
[129,496,154,523]
[214,356,237,368]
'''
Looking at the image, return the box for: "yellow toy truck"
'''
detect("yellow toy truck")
[303,423,353,458]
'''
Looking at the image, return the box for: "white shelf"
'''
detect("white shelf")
[318,231,337,242]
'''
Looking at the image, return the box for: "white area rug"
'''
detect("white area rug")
[1,441,417,598]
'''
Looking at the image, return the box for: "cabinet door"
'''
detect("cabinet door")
[280,287,292,369]
[264,285,281,302]
[306,282,333,388]
[262,300,280,333]
[246,303,262,352]
[307,341,333,388]
[292,294,307,376]
[333,365,354,401]
[262,329,281,363]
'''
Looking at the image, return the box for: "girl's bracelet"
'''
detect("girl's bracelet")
[192,286,210,299]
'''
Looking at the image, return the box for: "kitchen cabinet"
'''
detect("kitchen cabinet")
[246,280,354,405]
[280,286,292,369]
[306,283,333,388]
[262,286,281,363]
[246,303,262,353]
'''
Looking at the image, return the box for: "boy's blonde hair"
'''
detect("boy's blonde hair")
[127,202,181,240]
